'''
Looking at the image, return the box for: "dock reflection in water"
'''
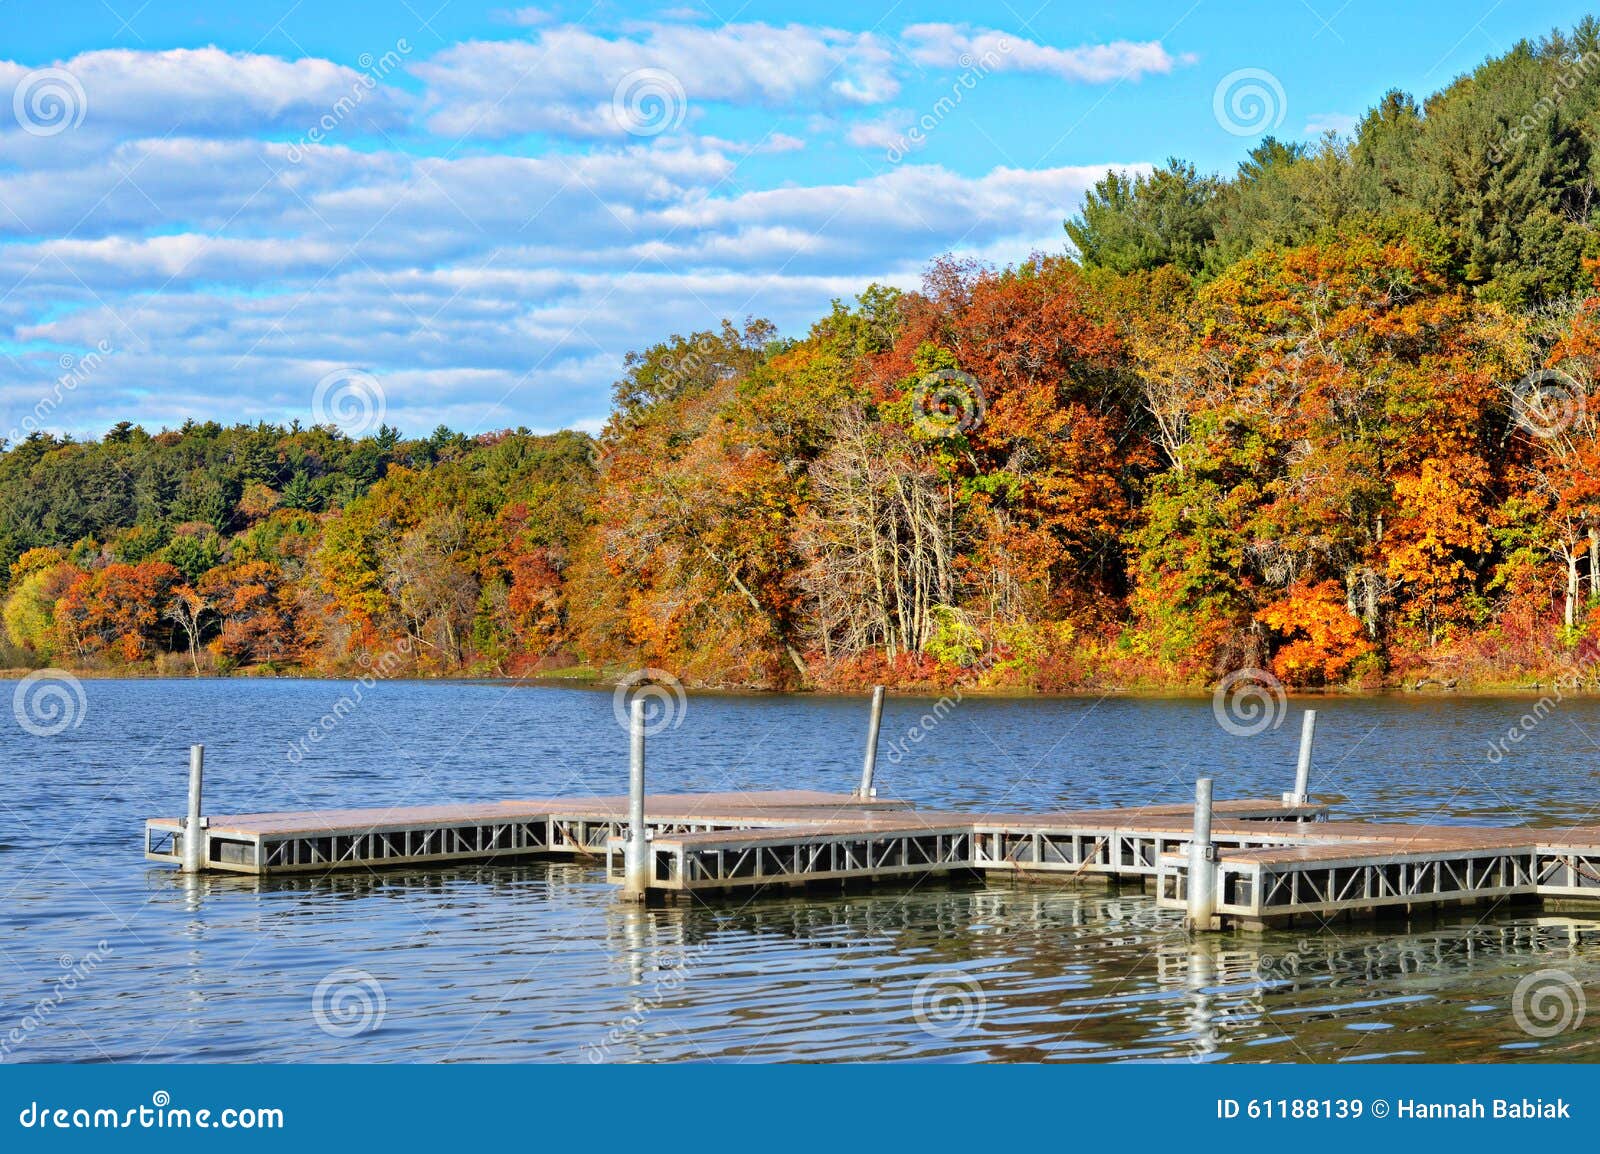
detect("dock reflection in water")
[105,865,1600,1062]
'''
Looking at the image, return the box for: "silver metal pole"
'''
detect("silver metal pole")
[1292,709,1317,804]
[1186,777,1217,930]
[857,685,885,798]
[623,697,649,900]
[181,744,206,873]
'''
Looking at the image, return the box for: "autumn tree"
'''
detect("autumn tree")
[198,561,301,667]
[1385,457,1493,647]
[54,561,181,662]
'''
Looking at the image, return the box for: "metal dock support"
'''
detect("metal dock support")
[622,697,649,901]
[1287,709,1316,805]
[182,744,207,874]
[1186,778,1217,931]
[858,685,885,798]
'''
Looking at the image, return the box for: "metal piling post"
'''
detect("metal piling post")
[1186,776,1218,931]
[857,685,885,798]
[623,697,649,900]
[1290,709,1317,804]
[181,744,207,874]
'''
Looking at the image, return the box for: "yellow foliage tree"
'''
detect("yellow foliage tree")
[1385,456,1492,647]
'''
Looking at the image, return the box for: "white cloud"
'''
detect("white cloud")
[756,132,806,154]
[902,24,1192,83]
[493,6,552,26]
[0,25,1194,154]
[414,23,900,139]
[0,47,411,141]
[0,23,1172,438]
[0,147,1139,437]
[845,113,912,152]
[695,132,806,156]
[1304,111,1357,137]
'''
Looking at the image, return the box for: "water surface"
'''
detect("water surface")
[3,680,1599,1063]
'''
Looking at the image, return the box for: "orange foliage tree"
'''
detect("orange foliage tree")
[55,561,182,662]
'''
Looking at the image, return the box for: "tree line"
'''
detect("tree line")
[11,20,1600,691]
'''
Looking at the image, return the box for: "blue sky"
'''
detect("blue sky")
[0,0,1592,440]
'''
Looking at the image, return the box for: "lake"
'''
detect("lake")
[2,678,1599,1063]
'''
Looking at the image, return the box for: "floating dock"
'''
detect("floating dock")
[143,790,1320,879]
[142,702,1600,930]
[144,790,913,874]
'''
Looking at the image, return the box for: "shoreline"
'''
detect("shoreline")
[0,665,1583,701]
